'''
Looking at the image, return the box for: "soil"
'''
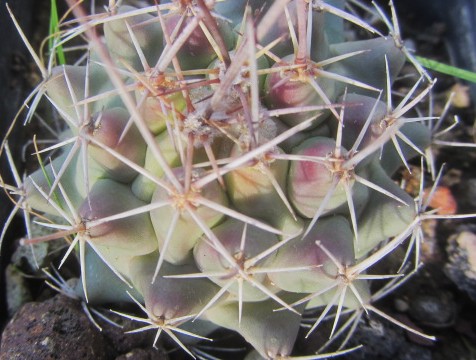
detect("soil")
[1,1,476,359]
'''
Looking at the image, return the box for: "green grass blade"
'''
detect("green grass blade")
[49,0,66,65]
[416,56,476,83]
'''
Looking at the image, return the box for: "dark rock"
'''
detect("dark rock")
[393,314,435,347]
[115,348,168,360]
[343,318,406,360]
[408,293,456,328]
[458,179,476,211]
[0,295,112,360]
[396,343,432,360]
[335,315,435,360]
[99,311,155,355]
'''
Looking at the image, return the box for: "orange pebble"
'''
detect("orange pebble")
[423,186,457,215]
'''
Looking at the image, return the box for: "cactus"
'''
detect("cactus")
[1,0,474,359]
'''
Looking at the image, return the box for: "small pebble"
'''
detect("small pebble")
[394,298,410,312]
[5,264,32,317]
[445,231,476,301]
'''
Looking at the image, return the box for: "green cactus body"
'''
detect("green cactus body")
[131,130,184,202]
[264,55,337,128]
[103,5,164,71]
[78,179,158,275]
[355,160,416,258]
[205,294,307,359]
[194,218,280,301]
[1,0,446,358]
[225,143,302,236]
[268,216,355,293]
[150,170,228,265]
[288,136,353,217]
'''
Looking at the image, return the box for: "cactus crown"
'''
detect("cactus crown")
[1,0,474,359]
